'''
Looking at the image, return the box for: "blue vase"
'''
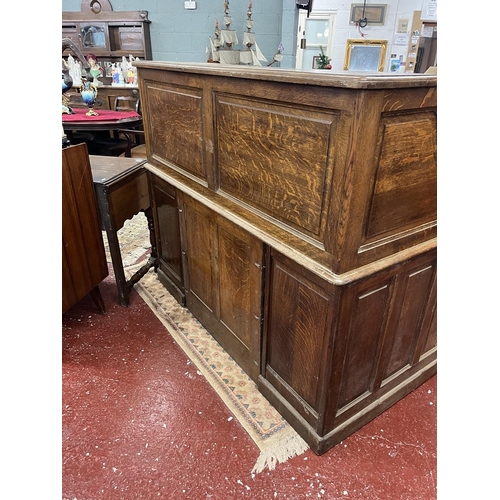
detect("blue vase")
[80,81,99,116]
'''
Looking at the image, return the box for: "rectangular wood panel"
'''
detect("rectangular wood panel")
[145,83,205,180]
[182,197,217,314]
[337,282,391,409]
[266,258,331,410]
[153,177,183,287]
[383,262,436,381]
[365,111,437,240]
[215,95,337,239]
[218,225,260,356]
[179,193,264,380]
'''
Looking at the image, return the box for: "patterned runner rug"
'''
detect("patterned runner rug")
[106,214,309,473]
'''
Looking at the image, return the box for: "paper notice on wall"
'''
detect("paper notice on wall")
[397,18,409,33]
[422,25,434,37]
[422,0,437,21]
[393,34,409,46]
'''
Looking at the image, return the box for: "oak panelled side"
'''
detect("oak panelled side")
[138,63,436,274]
[259,248,436,454]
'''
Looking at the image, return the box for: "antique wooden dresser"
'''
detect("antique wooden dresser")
[134,61,437,455]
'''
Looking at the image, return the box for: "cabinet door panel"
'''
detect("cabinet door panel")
[265,257,332,411]
[182,197,217,314]
[152,176,183,289]
[180,193,263,380]
[218,223,262,360]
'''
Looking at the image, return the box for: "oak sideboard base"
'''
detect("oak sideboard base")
[156,267,186,307]
[258,357,436,455]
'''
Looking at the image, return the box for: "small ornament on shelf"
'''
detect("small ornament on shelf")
[81,80,99,116]
[316,46,332,70]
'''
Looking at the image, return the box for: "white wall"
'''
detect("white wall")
[310,0,436,72]
[61,0,436,72]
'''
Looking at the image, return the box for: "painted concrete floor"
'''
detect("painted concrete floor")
[62,267,437,500]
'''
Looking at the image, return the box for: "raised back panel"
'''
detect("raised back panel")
[144,82,205,181]
[336,282,391,410]
[215,94,337,240]
[364,111,437,240]
[382,261,436,381]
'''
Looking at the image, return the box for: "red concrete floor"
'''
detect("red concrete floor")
[62,267,437,500]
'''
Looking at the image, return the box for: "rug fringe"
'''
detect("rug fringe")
[124,263,311,474]
[252,429,309,474]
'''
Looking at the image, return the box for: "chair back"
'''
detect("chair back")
[114,95,140,114]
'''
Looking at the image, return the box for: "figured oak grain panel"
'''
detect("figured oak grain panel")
[218,224,261,365]
[145,83,205,180]
[183,198,217,314]
[365,111,437,240]
[266,260,330,410]
[215,95,337,239]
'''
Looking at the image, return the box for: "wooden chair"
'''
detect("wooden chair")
[87,95,143,157]
[117,129,147,158]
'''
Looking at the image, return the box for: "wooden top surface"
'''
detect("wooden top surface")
[133,61,437,90]
[90,155,147,185]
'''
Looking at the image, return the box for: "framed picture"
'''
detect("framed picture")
[349,4,387,26]
[344,39,388,72]
[312,56,321,69]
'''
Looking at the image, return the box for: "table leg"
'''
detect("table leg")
[124,208,159,293]
[105,225,130,307]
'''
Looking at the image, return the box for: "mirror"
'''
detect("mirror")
[80,25,106,48]
[344,39,388,72]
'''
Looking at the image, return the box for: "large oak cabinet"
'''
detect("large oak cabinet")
[137,62,437,454]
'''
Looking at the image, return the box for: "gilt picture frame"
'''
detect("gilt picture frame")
[349,4,387,26]
[344,39,388,72]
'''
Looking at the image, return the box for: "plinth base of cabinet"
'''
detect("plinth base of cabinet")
[157,267,186,307]
[257,357,436,456]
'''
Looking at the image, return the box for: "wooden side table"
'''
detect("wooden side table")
[90,155,158,307]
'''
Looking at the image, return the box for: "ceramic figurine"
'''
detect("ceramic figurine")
[85,53,104,85]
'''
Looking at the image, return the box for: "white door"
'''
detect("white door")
[295,10,336,69]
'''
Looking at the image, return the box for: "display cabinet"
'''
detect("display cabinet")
[62,0,152,65]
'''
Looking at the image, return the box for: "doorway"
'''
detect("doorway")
[415,22,437,73]
[295,10,336,70]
